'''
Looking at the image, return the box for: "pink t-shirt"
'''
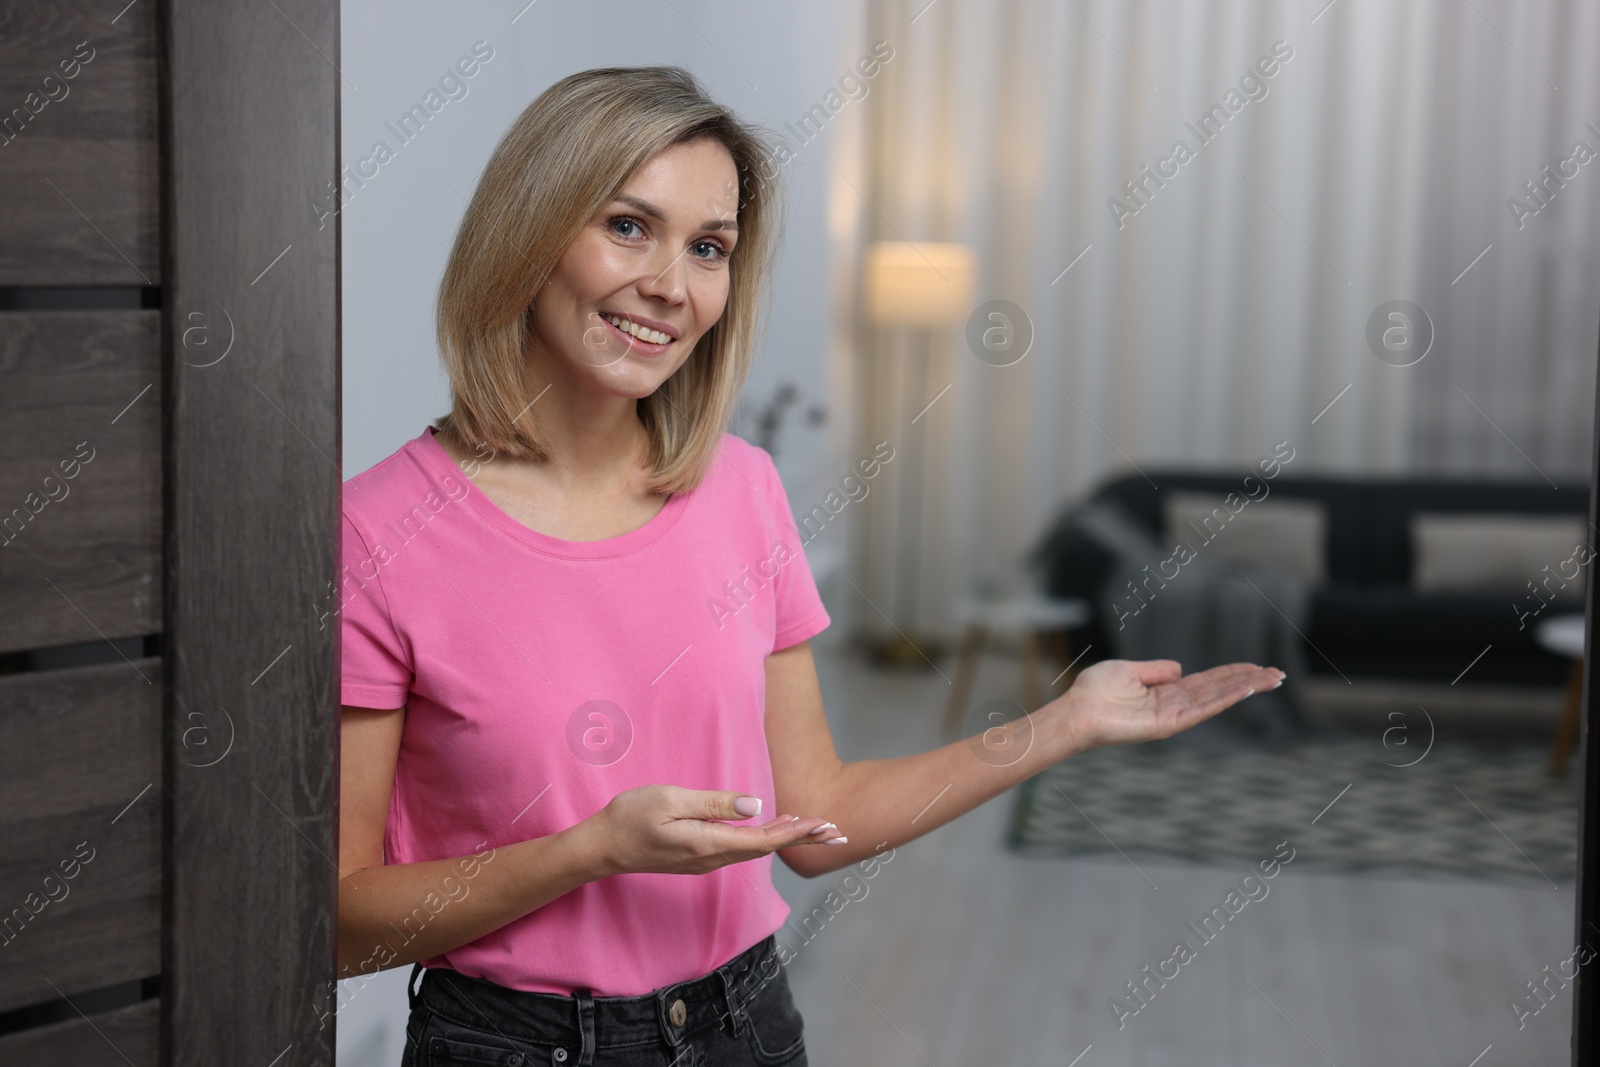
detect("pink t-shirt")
[338,425,831,996]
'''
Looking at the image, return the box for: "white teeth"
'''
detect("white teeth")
[604,314,671,345]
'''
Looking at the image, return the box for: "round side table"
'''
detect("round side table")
[941,594,1092,741]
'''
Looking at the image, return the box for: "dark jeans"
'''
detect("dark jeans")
[399,933,807,1067]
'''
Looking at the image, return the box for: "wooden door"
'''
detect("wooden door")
[0,1,339,1063]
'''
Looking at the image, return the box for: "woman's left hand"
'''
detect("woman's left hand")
[1043,658,1285,755]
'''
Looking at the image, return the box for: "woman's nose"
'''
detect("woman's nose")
[636,245,687,304]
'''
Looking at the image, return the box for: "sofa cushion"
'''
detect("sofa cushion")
[1163,491,1327,584]
[1410,512,1587,594]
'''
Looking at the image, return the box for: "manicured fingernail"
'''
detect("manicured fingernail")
[809,822,837,835]
[1271,678,1283,690]
[734,797,761,816]
[823,836,849,845]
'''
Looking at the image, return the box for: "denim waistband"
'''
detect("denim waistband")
[410,933,783,1057]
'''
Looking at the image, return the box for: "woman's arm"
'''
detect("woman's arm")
[338,704,837,977]
[337,704,612,978]
[764,642,1283,880]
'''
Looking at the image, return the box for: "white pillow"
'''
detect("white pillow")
[1411,513,1586,593]
[1163,492,1327,584]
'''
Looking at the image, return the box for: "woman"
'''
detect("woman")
[337,65,1283,1067]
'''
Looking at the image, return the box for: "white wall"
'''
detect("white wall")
[336,3,860,1061]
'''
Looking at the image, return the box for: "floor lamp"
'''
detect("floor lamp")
[863,240,975,667]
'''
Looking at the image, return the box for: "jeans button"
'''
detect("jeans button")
[507,1056,523,1066]
[669,997,687,1027]
[552,1049,567,1063]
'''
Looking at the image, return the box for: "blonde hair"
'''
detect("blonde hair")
[432,66,785,494]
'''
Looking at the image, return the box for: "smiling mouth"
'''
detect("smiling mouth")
[601,312,675,346]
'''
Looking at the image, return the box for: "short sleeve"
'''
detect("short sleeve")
[339,512,413,708]
[759,450,832,652]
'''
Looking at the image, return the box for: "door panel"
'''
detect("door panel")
[0,2,160,285]
[0,310,161,652]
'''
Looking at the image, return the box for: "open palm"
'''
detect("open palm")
[1055,658,1285,752]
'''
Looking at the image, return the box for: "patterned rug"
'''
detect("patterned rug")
[1007,731,1580,882]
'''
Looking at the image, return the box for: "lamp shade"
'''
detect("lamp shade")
[863,241,976,326]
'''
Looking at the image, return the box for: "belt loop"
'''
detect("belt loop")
[718,967,747,1038]
[718,935,771,1038]
[573,988,596,1065]
[407,963,425,1013]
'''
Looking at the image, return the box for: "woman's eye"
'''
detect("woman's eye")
[610,216,643,239]
[692,240,731,261]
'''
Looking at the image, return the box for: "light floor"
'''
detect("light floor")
[772,641,1578,1067]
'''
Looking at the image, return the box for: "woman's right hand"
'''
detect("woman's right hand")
[586,784,843,877]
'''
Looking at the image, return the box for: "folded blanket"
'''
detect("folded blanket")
[1063,498,1322,746]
